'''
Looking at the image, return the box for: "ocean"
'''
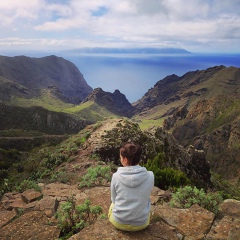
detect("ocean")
[60,53,240,103]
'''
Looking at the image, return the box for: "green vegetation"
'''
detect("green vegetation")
[170,186,223,214]
[49,168,73,184]
[0,128,93,196]
[205,99,240,134]
[14,179,41,193]
[56,197,102,240]
[12,96,117,123]
[211,172,240,200]
[12,88,74,112]
[0,148,22,189]
[66,101,118,122]
[39,130,91,174]
[144,152,190,190]
[0,179,12,196]
[135,119,165,131]
[78,166,112,188]
[65,101,94,114]
[0,129,45,137]
[0,148,20,170]
[97,119,160,164]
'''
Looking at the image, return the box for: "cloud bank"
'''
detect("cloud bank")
[0,0,239,52]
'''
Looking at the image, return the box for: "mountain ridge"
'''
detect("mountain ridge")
[0,55,93,104]
[61,47,190,55]
[133,65,240,183]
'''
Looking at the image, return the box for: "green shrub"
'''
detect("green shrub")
[56,197,102,240]
[15,179,41,193]
[170,186,223,214]
[78,166,112,189]
[41,153,67,169]
[144,153,190,190]
[0,179,12,197]
[0,148,21,170]
[50,170,73,184]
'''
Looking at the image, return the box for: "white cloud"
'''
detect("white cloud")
[0,0,42,23]
[0,0,239,52]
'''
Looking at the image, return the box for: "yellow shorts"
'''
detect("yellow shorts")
[108,203,150,232]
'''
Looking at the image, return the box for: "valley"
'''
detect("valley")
[1,54,240,239]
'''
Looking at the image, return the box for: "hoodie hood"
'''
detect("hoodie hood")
[116,165,150,188]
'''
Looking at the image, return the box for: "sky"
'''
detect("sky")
[0,0,240,53]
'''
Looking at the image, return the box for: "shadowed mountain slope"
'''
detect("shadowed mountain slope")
[0,55,93,104]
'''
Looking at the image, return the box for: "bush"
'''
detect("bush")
[78,166,112,189]
[50,170,72,184]
[14,179,41,193]
[144,153,190,190]
[41,153,67,169]
[56,197,102,239]
[0,179,12,197]
[170,186,223,214]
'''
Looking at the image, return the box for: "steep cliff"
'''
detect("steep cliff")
[0,55,93,104]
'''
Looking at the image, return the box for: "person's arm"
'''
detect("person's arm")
[110,174,117,204]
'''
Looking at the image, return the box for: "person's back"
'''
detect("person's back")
[108,143,154,231]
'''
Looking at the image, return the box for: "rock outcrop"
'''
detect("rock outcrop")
[1,185,240,240]
[83,88,135,117]
[89,119,212,188]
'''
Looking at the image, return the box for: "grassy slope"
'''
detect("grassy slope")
[2,82,117,123]
[134,67,240,131]
[65,101,118,122]
[11,89,74,112]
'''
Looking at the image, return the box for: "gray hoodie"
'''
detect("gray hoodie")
[110,165,154,226]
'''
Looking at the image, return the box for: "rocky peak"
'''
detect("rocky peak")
[84,88,135,117]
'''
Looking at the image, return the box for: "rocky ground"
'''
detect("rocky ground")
[0,184,240,240]
[1,119,240,239]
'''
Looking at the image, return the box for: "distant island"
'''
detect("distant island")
[61,47,191,54]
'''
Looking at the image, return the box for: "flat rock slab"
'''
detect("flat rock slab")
[35,196,59,217]
[154,203,215,240]
[69,218,179,240]
[219,199,240,218]
[76,186,111,213]
[206,216,240,240]
[0,211,60,240]
[41,183,79,200]
[21,189,42,203]
[0,210,17,228]
[0,192,26,210]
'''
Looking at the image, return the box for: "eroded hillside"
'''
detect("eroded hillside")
[133,66,240,184]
